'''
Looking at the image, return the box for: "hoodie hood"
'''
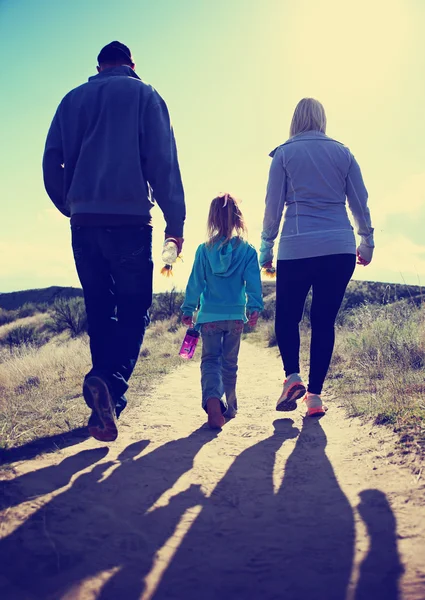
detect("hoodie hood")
[205,237,250,277]
[181,238,264,322]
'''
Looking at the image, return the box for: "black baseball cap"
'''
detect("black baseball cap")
[97,41,134,66]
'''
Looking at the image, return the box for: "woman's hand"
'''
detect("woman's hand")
[182,315,193,327]
[247,311,259,327]
[356,247,372,266]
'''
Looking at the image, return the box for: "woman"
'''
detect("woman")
[260,97,374,417]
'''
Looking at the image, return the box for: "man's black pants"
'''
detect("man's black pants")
[72,224,153,416]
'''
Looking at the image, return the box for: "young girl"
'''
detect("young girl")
[181,193,264,429]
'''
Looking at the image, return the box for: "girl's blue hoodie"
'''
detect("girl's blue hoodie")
[181,238,264,324]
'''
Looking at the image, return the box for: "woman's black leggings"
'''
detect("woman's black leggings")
[276,254,356,395]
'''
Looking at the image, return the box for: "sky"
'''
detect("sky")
[1,0,425,294]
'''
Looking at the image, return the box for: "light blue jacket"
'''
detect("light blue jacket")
[43,66,185,236]
[181,238,264,324]
[260,131,374,263]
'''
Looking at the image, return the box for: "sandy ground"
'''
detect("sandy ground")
[0,340,425,600]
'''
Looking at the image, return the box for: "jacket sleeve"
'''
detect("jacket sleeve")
[141,93,186,237]
[346,154,374,254]
[42,108,69,217]
[259,149,286,266]
[244,247,264,313]
[181,246,205,315]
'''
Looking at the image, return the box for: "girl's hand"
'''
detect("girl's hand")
[261,261,273,269]
[182,315,193,327]
[261,261,276,279]
[248,311,259,327]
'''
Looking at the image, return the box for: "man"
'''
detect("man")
[43,41,185,442]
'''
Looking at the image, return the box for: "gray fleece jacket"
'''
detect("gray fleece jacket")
[260,131,374,264]
[43,66,185,236]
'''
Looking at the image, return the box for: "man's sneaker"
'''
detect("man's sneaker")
[84,376,118,442]
[303,393,327,418]
[88,410,101,429]
[276,373,306,412]
[206,397,226,429]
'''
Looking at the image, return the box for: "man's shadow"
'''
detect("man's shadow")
[0,427,91,465]
[0,427,218,600]
[153,417,356,600]
[355,489,404,600]
[0,447,109,510]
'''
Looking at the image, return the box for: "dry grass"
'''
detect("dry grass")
[328,301,425,453]
[0,314,49,341]
[0,319,191,450]
[0,336,91,448]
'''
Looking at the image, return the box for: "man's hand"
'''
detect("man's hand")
[165,235,184,255]
[247,311,259,328]
[182,314,193,327]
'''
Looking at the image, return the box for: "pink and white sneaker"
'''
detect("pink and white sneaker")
[276,373,306,412]
[303,393,328,418]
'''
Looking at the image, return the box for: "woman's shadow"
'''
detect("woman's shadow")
[153,417,355,600]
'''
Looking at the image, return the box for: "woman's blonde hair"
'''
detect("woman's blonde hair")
[206,194,247,246]
[290,97,327,137]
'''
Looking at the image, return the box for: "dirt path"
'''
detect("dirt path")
[1,341,425,600]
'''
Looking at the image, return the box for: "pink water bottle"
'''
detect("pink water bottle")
[179,327,200,360]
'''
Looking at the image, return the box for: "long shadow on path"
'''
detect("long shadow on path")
[154,417,356,600]
[0,427,91,465]
[355,489,404,600]
[0,447,109,510]
[0,427,217,600]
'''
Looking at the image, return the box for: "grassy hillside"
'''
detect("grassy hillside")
[0,288,189,453]
[261,279,425,323]
[1,280,423,314]
[1,279,424,456]
[0,286,83,311]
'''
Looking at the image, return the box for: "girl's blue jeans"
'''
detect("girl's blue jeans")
[200,320,244,417]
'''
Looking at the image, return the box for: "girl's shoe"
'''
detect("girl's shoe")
[276,373,306,412]
[303,393,328,418]
[225,408,237,420]
[206,397,225,429]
